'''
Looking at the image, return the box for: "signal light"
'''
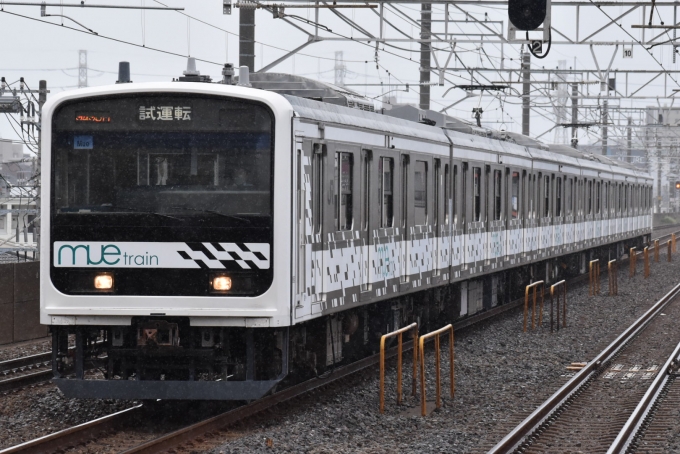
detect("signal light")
[675,181,680,189]
[508,0,547,31]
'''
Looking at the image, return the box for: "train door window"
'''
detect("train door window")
[336,152,354,231]
[527,174,534,219]
[511,171,520,220]
[434,160,441,226]
[602,183,608,214]
[595,182,601,215]
[461,163,467,227]
[361,151,370,231]
[586,180,592,215]
[473,167,482,222]
[414,160,428,225]
[378,157,394,228]
[565,178,572,216]
[401,157,409,228]
[452,165,458,225]
[312,145,323,234]
[494,169,502,220]
[444,164,450,225]
[555,177,562,217]
[543,175,550,218]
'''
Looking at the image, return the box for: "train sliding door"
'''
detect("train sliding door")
[506,168,522,265]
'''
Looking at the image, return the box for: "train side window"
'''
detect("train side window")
[414,160,428,225]
[543,175,550,218]
[565,178,572,216]
[336,152,353,231]
[555,177,562,217]
[401,156,409,228]
[312,145,323,234]
[361,151,370,231]
[434,160,441,226]
[494,169,502,221]
[444,164,450,225]
[511,171,520,220]
[473,167,481,222]
[452,165,458,224]
[378,157,394,228]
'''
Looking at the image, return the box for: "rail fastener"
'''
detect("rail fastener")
[418,324,454,417]
[523,281,545,332]
[589,259,600,296]
[550,280,567,332]
[608,259,618,296]
[379,322,418,414]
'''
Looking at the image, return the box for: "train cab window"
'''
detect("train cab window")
[555,177,562,217]
[414,160,428,225]
[543,175,550,218]
[493,170,502,221]
[565,178,572,216]
[444,164,450,225]
[511,171,520,220]
[378,157,394,228]
[473,167,482,222]
[336,152,353,231]
[312,146,323,234]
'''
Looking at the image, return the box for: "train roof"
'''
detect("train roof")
[284,94,650,182]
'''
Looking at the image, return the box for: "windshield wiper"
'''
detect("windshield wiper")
[171,206,251,224]
[100,204,184,221]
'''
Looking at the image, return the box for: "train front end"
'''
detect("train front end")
[40,82,293,400]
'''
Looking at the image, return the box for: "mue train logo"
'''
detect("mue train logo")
[53,242,271,270]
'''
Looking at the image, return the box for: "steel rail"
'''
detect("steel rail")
[0,370,52,393]
[607,340,680,454]
[488,281,680,454]
[0,352,51,372]
[0,405,142,454]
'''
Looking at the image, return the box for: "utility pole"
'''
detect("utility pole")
[522,52,530,136]
[239,6,255,71]
[571,82,578,148]
[602,98,608,155]
[419,2,431,110]
[78,50,88,88]
[35,80,46,260]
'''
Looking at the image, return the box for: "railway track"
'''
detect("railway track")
[488,280,680,453]
[0,353,52,394]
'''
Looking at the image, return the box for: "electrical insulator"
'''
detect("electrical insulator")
[508,0,548,31]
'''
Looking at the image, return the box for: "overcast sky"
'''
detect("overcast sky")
[1,0,678,152]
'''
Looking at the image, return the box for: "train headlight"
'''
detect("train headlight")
[94,274,113,290]
[212,276,232,291]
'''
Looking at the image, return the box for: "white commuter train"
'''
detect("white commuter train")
[41,68,652,400]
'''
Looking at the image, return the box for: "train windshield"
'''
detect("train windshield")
[51,94,273,221]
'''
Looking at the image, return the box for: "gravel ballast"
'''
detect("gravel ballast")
[207,247,680,454]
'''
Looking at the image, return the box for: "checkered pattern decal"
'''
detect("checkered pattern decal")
[177,242,270,269]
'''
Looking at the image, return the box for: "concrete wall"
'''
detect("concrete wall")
[0,261,46,345]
